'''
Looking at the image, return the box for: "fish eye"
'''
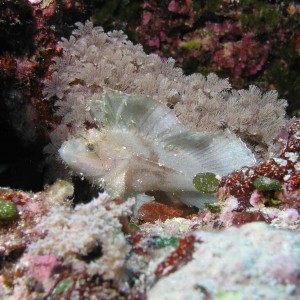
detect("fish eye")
[86,143,96,152]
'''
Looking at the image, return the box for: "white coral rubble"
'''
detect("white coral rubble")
[28,192,135,280]
[148,222,300,300]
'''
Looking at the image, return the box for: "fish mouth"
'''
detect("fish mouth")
[58,139,86,166]
[58,138,106,178]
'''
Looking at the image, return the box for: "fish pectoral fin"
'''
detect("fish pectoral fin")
[158,130,256,177]
[90,89,185,139]
[168,191,216,209]
[103,155,175,198]
[125,155,177,193]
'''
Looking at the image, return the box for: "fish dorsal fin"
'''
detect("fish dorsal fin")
[90,89,184,139]
[91,89,256,177]
[158,130,256,177]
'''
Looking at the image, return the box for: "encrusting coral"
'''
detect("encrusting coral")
[0,183,139,299]
[43,20,289,163]
[214,119,300,229]
[2,180,300,299]
[28,192,135,280]
[0,180,73,257]
[148,222,300,300]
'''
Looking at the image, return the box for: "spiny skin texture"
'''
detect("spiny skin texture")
[59,89,256,207]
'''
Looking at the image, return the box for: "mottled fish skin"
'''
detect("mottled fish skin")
[59,89,256,207]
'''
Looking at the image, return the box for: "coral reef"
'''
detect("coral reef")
[88,0,299,117]
[0,3,299,299]
[216,119,300,229]
[133,0,300,116]
[1,170,300,298]
[28,193,135,280]
[0,0,92,190]
[148,222,300,300]
[0,180,73,297]
[137,201,185,222]
[1,0,59,146]
[43,21,289,165]
[0,183,137,299]
[0,180,73,257]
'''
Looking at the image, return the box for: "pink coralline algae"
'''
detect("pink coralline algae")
[206,23,270,86]
[0,0,91,147]
[134,1,300,114]
[29,254,59,282]
[155,235,196,278]
[219,119,300,214]
[138,0,196,58]
[137,2,271,87]
[0,1,59,144]
[180,21,270,86]
[0,180,73,257]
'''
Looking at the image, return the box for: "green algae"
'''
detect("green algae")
[182,39,202,50]
[129,222,141,232]
[268,198,281,206]
[204,203,221,213]
[253,176,282,191]
[215,289,243,300]
[193,172,220,194]
[49,278,72,298]
[0,199,18,220]
[156,236,178,248]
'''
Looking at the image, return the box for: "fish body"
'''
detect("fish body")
[59,89,256,207]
